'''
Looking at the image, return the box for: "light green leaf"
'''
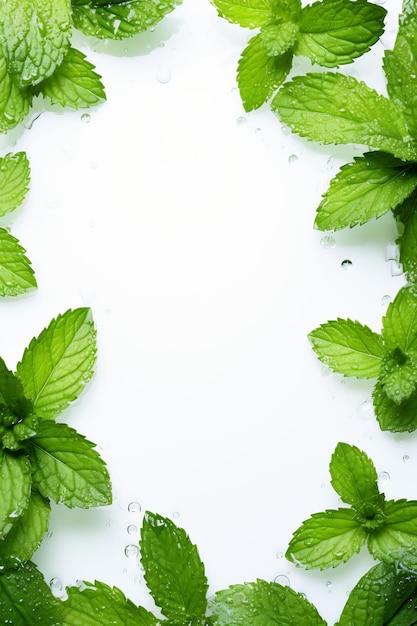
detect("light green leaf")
[394,193,417,282]
[0,450,31,539]
[141,511,208,622]
[62,580,158,626]
[209,0,282,28]
[309,318,384,378]
[0,491,50,564]
[0,153,30,217]
[261,22,299,56]
[71,0,181,40]
[315,152,417,231]
[271,72,417,161]
[16,308,96,419]
[0,0,72,87]
[373,381,417,433]
[330,443,381,509]
[382,286,417,353]
[0,561,61,625]
[36,48,106,109]
[379,351,417,404]
[286,508,367,569]
[0,43,31,133]
[238,34,293,112]
[210,579,326,625]
[29,421,112,508]
[296,0,386,67]
[368,500,417,562]
[0,229,36,296]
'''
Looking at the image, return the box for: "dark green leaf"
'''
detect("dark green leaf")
[394,193,417,282]
[0,356,30,419]
[379,351,417,404]
[373,381,417,433]
[368,500,417,562]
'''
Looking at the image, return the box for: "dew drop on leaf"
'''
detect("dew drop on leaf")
[50,577,63,596]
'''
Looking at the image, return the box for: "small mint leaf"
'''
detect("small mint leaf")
[309,318,384,378]
[296,0,386,67]
[209,0,279,28]
[315,152,417,231]
[29,421,112,509]
[286,508,367,569]
[368,499,417,563]
[382,285,417,354]
[330,443,382,510]
[16,308,96,419]
[238,34,293,112]
[0,356,30,419]
[0,153,30,217]
[141,511,208,622]
[379,351,417,404]
[261,23,299,56]
[373,381,417,433]
[0,229,36,297]
[0,450,31,539]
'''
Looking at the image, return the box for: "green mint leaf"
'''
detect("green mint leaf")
[0,561,61,625]
[16,308,96,420]
[35,47,106,110]
[0,152,30,217]
[271,73,417,161]
[373,381,417,433]
[0,450,31,539]
[308,318,384,379]
[285,508,367,569]
[315,152,417,231]
[379,352,417,404]
[0,491,50,564]
[260,23,299,56]
[394,193,417,282]
[0,45,32,132]
[382,286,417,354]
[296,0,386,68]
[0,356,31,419]
[210,579,326,625]
[0,0,72,88]
[0,229,36,297]
[237,34,293,112]
[72,0,181,40]
[63,580,158,625]
[29,421,112,508]
[337,560,417,626]
[368,499,417,563]
[330,442,382,509]
[141,511,208,622]
[209,0,280,28]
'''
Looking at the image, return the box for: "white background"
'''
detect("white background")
[0,0,414,622]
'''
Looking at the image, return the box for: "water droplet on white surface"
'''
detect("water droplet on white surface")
[128,501,141,514]
[320,235,335,248]
[274,574,290,586]
[81,113,91,123]
[378,471,390,482]
[341,259,352,270]
[288,154,298,164]
[236,116,247,127]
[124,544,139,558]
[50,577,63,596]
[157,65,171,84]
[127,524,137,535]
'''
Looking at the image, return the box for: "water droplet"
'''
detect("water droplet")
[81,113,91,123]
[24,111,42,130]
[231,87,238,94]
[50,577,63,596]
[378,471,390,482]
[320,235,336,248]
[157,65,171,84]
[236,116,247,127]
[173,511,180,519]
[128,501,141,514]
[326,580,333,591]
[326,157,334,170]
[385,242,399,262]
[391,261,404,277]
[281,124,290,135]
[127,524,137,535]
[382,294,391,306]
[276,551,283,559]
[403,454,410,462]
[288,154,298,164]
[341,259,352,270]
[357,398,373,420]
[274,574,290,586]
[255,127,262,135]
[124,544,139,558]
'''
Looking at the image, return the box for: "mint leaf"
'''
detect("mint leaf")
[0,561,61,625]
[308,318,384,378]
[373,381,417,432]
[379,352,417,404]
[210,579,326,625]
[368,500,417,562]
[394,193,417,282]
[72,0,181,40]
[36,47,106,109]
[0,450,31,539]
[141,511,208,622]
[0,153,30,217]
[315,152,417,231]
[0,0,72,87]
[0,45,32,132]
[0,356,31,419]
[382,286,417,354]
[285,508,367,569]
[0,229,36,297]
[29,421,111,508]
[63,580,158,625]
[0,491,50,564]
[271,73,417,161]
[330,442,382,509]
[296,0,386,67]
[16,308,96,419]
[261,23,299,56]
[238,34,293,112]
[209,0,279,28]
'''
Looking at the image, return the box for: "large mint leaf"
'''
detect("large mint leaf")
[16,308,96,419]
[141,511,208,622]
[368,500,417,562]
[0,0,72,87]
[72,0,181,40]
[382,286,417,353]
[308,318,384,378]
[62,580,158,625]
[286,508,367,569]
[330,443,382,509]
[0,153,30,217]
[373,381,417,433]
[0,44,31,132]
[29,421,111,509]
[0,491,50,564]
[272,73,417,161]
[238,34,293,112]
[315,152,417,231]
[394,193,417,282]
[36,47,106,109]
[0,450,31,539]
[209,0,283,28]
[0,561,61,625]
[210,579,326,625]
[0,229,36,296]
[296,0,386,67]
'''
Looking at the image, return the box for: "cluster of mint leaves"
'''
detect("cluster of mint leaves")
[210,0,386,112]
[0,307,111,568]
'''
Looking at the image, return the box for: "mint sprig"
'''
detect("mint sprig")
[286,442,417,569]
